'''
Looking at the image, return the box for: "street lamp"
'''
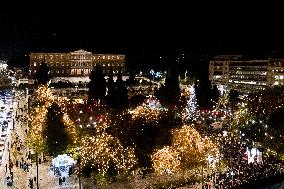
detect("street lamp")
[77,156,82,189]
[36,151,39,189]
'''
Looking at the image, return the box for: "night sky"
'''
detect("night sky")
[1,4,284,72]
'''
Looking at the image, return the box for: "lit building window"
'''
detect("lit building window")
[108,63,110,66]
[108,56,110,59]
[57,70,59,73]
[62,63,64,66]
[34,62,37,67]
[103,56,105,59]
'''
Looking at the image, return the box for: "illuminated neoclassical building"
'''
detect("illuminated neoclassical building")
[209,55,284,92]
[30,49,125,77]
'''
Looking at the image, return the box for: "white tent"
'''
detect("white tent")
[52,154,75,168]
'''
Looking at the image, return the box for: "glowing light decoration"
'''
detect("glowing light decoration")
[151,146,180,175]
[80,133,137,175]
[151,124,219,175]
[27,85,80,152]
[130,105,163,122]
[183,85,197,121]
[27,85,53,152]
[144,95,162,109]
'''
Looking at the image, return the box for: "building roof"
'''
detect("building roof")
[213,55,244,60]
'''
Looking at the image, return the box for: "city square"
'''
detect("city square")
[1,6,284,189]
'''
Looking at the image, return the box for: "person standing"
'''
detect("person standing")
[59,177,62,186]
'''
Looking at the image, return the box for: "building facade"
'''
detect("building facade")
[0,60,8,72]
[209,55,284,92]
[30,49,125,77]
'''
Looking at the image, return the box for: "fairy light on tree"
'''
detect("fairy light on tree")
[80,133,137,175]
[184,85,197,121]
[151,124,219,175]
[151,146,180,175]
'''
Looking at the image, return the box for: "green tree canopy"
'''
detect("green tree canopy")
[0,70,12,90]
[34,62,50,85]
[44,103,70,156]
[88,64,106,102]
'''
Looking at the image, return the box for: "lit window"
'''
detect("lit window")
[108,64,110,66]
[107,56,110,59]
[103,56,105,59]
[117,56,120,59]
[103,64,105,66]
[57,70,59,73]
[50,55,53,59]
[93,56,96,60]
[62,63,64,66]
[34,62,37,67]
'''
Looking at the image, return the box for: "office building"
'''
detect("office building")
[209,55,284,92]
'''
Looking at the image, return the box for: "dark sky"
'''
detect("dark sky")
[1,4,284,62]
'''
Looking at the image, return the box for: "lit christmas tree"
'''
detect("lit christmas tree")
[186,85,197,121]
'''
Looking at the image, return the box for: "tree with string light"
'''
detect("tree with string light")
[44,103,70,156]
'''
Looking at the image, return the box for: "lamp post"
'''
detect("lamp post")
[36,151,39,189]
[78,156,81,189]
